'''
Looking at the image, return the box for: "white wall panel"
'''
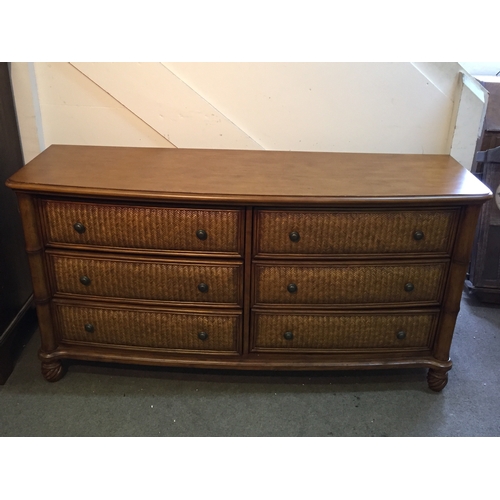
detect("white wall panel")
[10,63,43,163]
[40,103,175,149]
[12,62,478,162]
[35,62,173,149]
[412,62,461,100]
[450,72,488,170]
[165,62,455,153]
[70,62,262,150]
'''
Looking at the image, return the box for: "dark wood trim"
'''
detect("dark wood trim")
[242,207,253,355]
[0,303,38,385]
[38,342,453,372]
[0,295,33,347]
[0,62,34,383]
[16,193,56,353]
[433,205,483,361]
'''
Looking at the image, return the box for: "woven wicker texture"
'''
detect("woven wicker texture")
[51,255,242,304]
[254,262,446,305]
[55,304,239,351]
[43,201,241,253]
[253,312,437,349]
[256,209,457,255]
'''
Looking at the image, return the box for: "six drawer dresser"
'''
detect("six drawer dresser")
[6,145,492,390]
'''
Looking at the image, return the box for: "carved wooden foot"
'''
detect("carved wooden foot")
[41,360,65,382]
[427,367,450,392]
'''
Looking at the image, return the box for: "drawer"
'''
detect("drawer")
[253,261,448,307]
[54,302,241,353]
[41,200,244,256]
[251,310,439,352]
[255,209,459,257]
[49,252,243,306]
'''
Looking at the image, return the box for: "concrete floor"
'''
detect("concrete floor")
[1,291,499,437]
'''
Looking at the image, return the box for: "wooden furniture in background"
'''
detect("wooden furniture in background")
[466,77,500,303]
[467,145,500,302]
[6,146,491,390]
[0,63,36,384]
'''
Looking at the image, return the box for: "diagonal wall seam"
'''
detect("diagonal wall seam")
[160,62,264,149]
[68,62,176,147]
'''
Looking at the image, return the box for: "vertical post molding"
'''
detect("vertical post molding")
[16,192,56,353]
[434,204,482,361]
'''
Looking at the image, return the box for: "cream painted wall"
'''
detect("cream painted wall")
[10,62,484,168]
[36,63,173,150]
[10,63,44,163]
[165,62,455,153]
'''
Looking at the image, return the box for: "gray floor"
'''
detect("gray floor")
[1,291,499,437]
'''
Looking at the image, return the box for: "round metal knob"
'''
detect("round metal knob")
[396,330,406,340]
[289,231,300,243]
[73,222,86,234]
[196,229,208,241]
[198,331,208,341]
[404,282,414,292]
[413,230,424,241]
[287,283,298,293]
[284,331,294,341]
[84,323,94,333]
[198,283,209,293]
[80,276,91,286]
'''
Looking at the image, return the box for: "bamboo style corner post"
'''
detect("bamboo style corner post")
[428,204,483,391]
[16,193,65,381]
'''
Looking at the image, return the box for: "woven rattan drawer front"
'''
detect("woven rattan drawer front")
[254,261,448,307]
[42,200,243,256]
[55,303,241,353]
[255,209,458,257]
[49,253,243,306]
[251,311,438,352]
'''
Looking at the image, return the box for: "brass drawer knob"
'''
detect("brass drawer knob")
[196,229,208,240]
[413,230,424,241]
[287,283,298,293]
[80,275,91,286]
[404,282,414,292]
[198,331,208,341]
[198,282,209,293]
[396,330,406,340]
[289,231,300,243]
[84,323,95,333]
[284,331,294,341]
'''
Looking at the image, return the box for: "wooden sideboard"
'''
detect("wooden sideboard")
[6,145,492,390]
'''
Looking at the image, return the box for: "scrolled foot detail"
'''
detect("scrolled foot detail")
[41,361,65,382]
[427,368,449,392]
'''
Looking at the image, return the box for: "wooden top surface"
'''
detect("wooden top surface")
[6,145,492,205]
